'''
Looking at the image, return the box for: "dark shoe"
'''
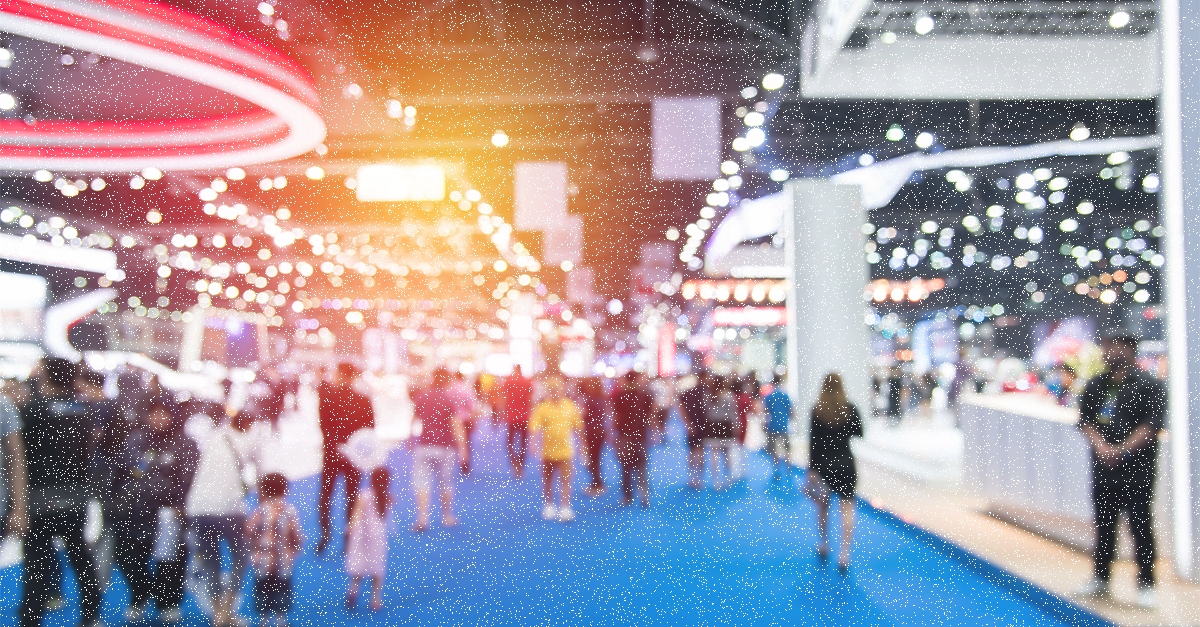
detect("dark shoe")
[619,497,632,506]
[316,536,329,555]
[816,547,829,563]
[160,606,182,624]
[345,594,357,612]
[124,601,149,623]
[838,557,849,575]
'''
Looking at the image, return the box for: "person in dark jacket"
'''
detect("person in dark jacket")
[18,357,103,627]
[612,373,654,507]
[74,367,121,592]
[705,376,739,491]
[579,378,608,497]
[804,372,864,575]
[317,363,375,554]
[110,397,199,624]
[1073,331,1166,609]
[677,373,712,489]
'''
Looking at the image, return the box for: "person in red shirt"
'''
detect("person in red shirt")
[501,366,534,478]
[316,364,375,554]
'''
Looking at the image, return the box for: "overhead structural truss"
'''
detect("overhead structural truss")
[802,0,1160,99]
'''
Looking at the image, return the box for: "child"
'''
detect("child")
[528,376,583,522]
[246,473,303,627]
[346,468,392,612]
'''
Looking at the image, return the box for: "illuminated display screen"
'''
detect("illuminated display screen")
[355,164,446,202]
[0,271,47,341]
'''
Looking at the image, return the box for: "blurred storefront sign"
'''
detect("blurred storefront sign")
[355,164,445,201]
[712,307,787,327]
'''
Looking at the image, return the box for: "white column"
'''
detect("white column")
[1161,0,1198,579]
[785,180,872,432]
[508,294,535,375]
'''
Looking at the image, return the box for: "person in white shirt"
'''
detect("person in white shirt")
[184,403,261,627]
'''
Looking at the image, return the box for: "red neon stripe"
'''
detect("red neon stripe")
[0,0,317,106]
[0,0,324,168]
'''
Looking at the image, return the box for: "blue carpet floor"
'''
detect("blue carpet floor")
[2,415,1102,626]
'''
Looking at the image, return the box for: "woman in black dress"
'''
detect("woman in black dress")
[804,373,864,574]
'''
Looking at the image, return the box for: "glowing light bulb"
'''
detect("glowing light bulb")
[762,73,785,90]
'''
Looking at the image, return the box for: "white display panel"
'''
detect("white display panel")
[355,164,446,202]
[0,271,47,341]
[651,97,721,181]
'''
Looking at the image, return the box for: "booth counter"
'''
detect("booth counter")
[960,393,1173,559]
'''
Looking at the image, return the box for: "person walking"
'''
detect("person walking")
[612,373,654,507]
[39,366,115,612]
[185,402,257,627]
[885,366,903,423]
[110,397,199,624]
[73,368,119,592]
[410,369,466,532]
[0,379,27,543]
[17,358,102,627]
[501,366,534,478]
[732,375,758,481]
[86,369,137,593]
[528,376,583,522]
[448,372,479,475]
[1074,331,1165,609]
[705,377,739,491]
[316,363,375,554]
[256,367,288,429]
[579,378,608,497]
[345,467,392,612]
[804,373,864,574]
[762,374,794,481]
[245,473,303,627]
[677,373,711,489]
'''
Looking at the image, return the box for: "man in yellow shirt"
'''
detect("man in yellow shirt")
[529,376,583,522]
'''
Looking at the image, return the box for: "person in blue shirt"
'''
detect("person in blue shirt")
[761,374,793,481]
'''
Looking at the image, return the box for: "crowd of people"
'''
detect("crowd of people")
[0,357,301,627]
[0,354,873,627]
[3,336,1166,623]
